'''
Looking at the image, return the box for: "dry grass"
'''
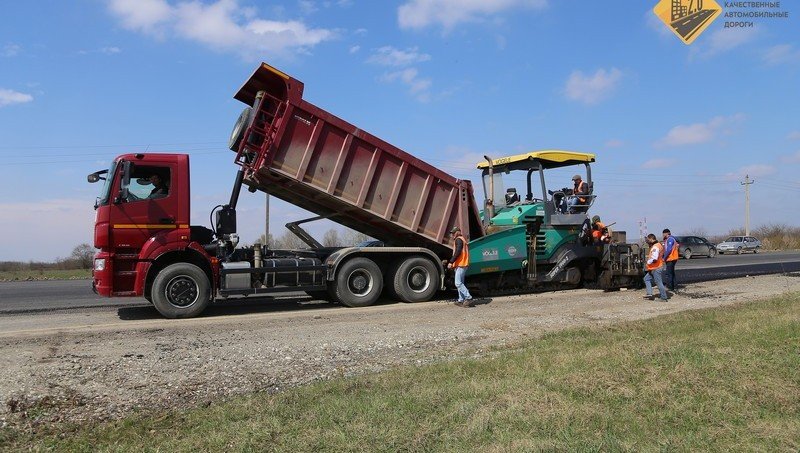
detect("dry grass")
[3,293,799,452]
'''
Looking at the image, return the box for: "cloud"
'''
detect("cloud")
[641,158,675,169]
[780,150,800,164]
[380,68,432,102]
[367,46,431,66]
[398,0,547,31]
[645,10,672,38]
[349,45,360,54]
[367,45,433,101]
[604,139,624,148]
[564,68,622,105]
[298,0,318,15]
[689,27,758,59]
[2,43,21,57]
[108,0,173,34]
[101,46,122,54]
[656,114,745,148]
[0,88,33,107]
[763,44,800,65]
[78,46,122,55]
[107,0,335,59]
[788,131,800,141]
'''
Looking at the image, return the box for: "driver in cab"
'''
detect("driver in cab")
[148,173,169,199]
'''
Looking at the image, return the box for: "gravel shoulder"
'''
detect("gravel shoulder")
[2,274,799,431]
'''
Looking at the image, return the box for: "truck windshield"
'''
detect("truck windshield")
[95,160,117,208]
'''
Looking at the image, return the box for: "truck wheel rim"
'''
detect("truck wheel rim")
[407,266,431,293]
[347,269,373,297]
[165,275,199,308]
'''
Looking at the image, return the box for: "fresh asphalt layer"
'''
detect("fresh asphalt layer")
[1,251,798,315]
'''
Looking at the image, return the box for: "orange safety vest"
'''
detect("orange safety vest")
[646,242,664,271]
[575,180,587,203]
[591,221,605,241]
[664,237,679,262]
[452,236,470,267]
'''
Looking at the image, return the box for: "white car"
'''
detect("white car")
[716,236,761,254]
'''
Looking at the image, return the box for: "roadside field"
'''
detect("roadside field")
[0,269,91,282]
[4,291,798,451]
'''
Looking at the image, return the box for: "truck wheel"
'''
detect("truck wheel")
[393,257,439,303]
[151,263,211,318]
[333,258,383,308]
[228,107,252,151]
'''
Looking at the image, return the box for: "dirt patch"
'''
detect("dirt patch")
[0,274,797,432]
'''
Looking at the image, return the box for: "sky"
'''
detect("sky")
[1,0,799,261]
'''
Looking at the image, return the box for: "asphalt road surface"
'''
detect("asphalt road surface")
[671,9,717,40]
[1,251,798,315]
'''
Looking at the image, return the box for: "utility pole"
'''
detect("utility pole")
[741,175,754,236]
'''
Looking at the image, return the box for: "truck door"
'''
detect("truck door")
[107,161,183,293]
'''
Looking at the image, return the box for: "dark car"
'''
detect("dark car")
[674,236,716,259]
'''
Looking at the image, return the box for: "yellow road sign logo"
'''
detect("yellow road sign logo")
[653,0,722,44]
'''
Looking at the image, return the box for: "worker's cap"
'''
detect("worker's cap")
[592,215,601,223]
[572,174,581,181]
[662,228,671,234]
[449,226,461,233]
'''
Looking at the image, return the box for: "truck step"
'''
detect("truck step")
[111,291,137,296]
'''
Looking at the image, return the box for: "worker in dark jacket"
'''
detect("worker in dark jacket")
[447,226,473,307]
[662,228,679,291]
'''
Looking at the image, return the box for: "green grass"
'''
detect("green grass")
[0,269,91,281]
[3,293,799,452]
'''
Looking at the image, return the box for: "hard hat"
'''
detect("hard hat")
[572,174,581,181]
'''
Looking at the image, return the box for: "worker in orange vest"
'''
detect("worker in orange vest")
[662,228,679,291]
[591,215,611,244]
[447,226,473,307]
[566,174,589,213]
[644,233,668,301]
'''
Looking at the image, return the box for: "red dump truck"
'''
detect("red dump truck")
[89,62,642,318]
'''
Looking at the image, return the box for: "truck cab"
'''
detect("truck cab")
[90,154,216,313]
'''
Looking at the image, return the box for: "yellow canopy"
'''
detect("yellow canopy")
[476,150,596,170]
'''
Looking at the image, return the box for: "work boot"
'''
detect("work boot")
[462,299,474,307]
[454,300,464,307]
[643,295,655,301]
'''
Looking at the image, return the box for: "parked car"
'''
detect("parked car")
[716,236,761,254]
[674,236,717,259]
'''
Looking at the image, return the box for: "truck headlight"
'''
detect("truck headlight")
[94,258,106,271]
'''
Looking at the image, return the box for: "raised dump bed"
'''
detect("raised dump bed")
[231,63,484,257]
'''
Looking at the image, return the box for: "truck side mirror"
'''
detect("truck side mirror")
[115,161,133,204]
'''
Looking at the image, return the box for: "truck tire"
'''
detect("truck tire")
[151,263,211,318]
[228,107,253,151]
[382,260,403,301]
[393,256,438,303]
[332,257,383,308]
